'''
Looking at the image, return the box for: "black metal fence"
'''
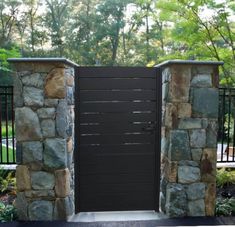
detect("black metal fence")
[218,87,235,162]
[0,86,15,164]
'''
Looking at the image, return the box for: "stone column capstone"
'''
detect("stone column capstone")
[8,58,77,221]
[158,60,223,217]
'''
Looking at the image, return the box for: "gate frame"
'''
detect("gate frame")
[74,66,162,213]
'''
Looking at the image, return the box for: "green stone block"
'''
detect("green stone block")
[168,130,190,161]
[192,88,218,118]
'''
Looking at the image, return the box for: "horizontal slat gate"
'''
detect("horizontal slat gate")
[75,67,161,212]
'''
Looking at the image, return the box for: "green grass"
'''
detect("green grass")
[1,146,15,163]
[1,124,13,138]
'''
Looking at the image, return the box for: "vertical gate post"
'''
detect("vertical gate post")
[158,60,223,217]
[8,58,77,221]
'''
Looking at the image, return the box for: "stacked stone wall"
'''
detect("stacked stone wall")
[10,59,221,220]
[11,61,75,220]
[160,63,219,217]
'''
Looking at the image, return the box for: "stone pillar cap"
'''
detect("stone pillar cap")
[155,60,224,68]
[7,58,79,67]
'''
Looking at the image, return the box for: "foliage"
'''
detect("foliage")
[0,0,234,83]
[216,168,235,188]
[0,169,16,194]
[216,198,235,216]
[224,114,234,144]
[0,48,20,72]
[0,47,21,85]
[0,202,17,222]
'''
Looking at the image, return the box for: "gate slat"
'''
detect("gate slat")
[79,78,156,90]
[80,154,155,174]
[80,133,154,145]
[78,67,156,78]
[80,90,156,101]
[80,101,156,112]
[80,122,151,134]
[79,144,155,153]
[80,113,156,123]
[79,193,155,212]
[79,172,154,184]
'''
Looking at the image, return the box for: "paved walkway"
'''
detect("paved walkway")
[1,216,235,227]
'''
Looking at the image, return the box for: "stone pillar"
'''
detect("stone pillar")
[159,60,223,217]
[8,58,77,221]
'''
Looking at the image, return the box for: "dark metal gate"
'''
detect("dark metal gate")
[75,67,161,212]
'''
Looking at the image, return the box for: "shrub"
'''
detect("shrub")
[0,202,17,222]
[216,168,235,188]
[216,198,235,216]
[0,168,16,194]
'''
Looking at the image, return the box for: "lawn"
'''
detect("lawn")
[1,124,13,138]
[1,123,15,164]
[0,146,15,164]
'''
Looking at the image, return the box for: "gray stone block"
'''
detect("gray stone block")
[15,107,42,141]
[44,99,59,107]
[54,197,74,220]
[37,108,55,119]
[168,130,191,161]
[161,137,169,157]
[16,142,22,164]
[67,87,74,105]
[15,192,28,220]
[193,65,213,74]
[162,68,171,82]
[25,190,55,198]
[206,120,218,148]
[165,183,187,217]
[186,183,206,200]
[188,199,205,216]
[192,88,218,118]
[191,148,203,161]
[56,100,69,138]
[23,86,44,107]
[13,74,24,107]
[162,82,169,102]
[178,160,199,167]
[44,138,67,169]
[191,74,212,87]
[28,200,53,220]
[190,129,206,148]
[178,166,201,183]
[178,118,202,129]
[31,171,55,190]
[161,177,168,196]
[160,192,166,213]
[21,73,44,88]
[41,119,55,137]
[22,141,43,164]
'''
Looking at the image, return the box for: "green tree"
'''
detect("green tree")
[45,0,71,57]
[0,47,20,85]
[157,0,235,85]
[94,0,132,65]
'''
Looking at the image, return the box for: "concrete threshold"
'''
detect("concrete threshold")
[68,210,167,222]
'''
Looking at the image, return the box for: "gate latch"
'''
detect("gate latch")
[142,123,156,132]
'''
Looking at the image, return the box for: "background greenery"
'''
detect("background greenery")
[0,0,234,86]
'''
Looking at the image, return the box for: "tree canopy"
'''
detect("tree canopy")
[0,0,234,85]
